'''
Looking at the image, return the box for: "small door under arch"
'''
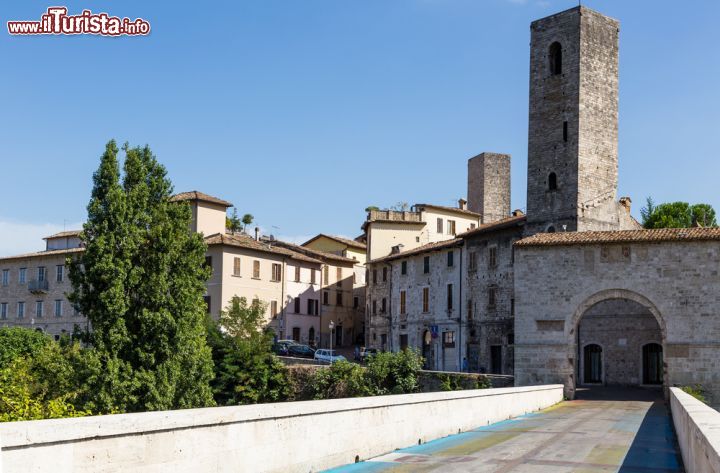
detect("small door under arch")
[642,343,663,385]
[584,344,602,384]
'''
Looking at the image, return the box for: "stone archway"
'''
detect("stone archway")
[568,289,666,395]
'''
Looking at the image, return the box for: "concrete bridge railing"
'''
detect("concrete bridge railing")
[0,384,563,473]
[670,387,720,473]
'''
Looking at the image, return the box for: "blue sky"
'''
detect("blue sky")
[1,0,718,256]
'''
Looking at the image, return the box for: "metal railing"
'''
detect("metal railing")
[28,279,49,293]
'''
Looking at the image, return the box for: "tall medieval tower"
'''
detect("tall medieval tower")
[526,6,635,233]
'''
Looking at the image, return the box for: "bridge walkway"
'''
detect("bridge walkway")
[325,387,683,473]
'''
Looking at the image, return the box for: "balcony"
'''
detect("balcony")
[28,279,49,294]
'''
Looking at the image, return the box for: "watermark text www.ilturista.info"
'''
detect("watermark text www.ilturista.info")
[8,7,150,36]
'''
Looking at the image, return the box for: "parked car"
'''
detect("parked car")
[360,347,378,362]
[287,344,315,359]
[313,349,346,363]
[271,343,290,356]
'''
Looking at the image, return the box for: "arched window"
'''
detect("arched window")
[549,42,562,75]
[547,226,556,233]
[548,172,557,191]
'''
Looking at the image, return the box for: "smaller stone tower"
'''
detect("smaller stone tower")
[467,152,511,224]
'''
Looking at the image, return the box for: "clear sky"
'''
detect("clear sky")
[1,0,718,256]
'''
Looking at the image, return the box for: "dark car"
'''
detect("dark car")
[287,344,315,359]
[271,343,290,356]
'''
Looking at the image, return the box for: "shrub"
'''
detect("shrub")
[0,327,51,368]
[308,361,369,399]
[681,385,706,403]
[365,349,424,395]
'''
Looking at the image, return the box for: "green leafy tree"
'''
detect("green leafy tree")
[641,197,718,229]
[68,140,215,413]
[241,213,254,232]
[0,327,50,367]
[365,206,380,212]
[206,296,290,405]
[227,208,242,233]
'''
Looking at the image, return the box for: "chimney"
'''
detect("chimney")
[512,209,525,217]
[458,198,467,211]
[254,227,260,241]
[619,197,632,213]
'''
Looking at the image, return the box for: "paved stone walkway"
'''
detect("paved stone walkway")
[325,390,684,472]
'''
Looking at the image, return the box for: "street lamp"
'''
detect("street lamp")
[329,320,335,363]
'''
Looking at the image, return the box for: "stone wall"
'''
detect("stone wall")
[0,385,563,473]
[669,387,720,473]
[514,240,720,405]
[467,152,511,223]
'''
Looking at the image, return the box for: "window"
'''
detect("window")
[0,303,6,320]
[311,269,316,285]
[400,291,406,315]
[336,267,342,287]
[336,292,343,306]
[323,291,329,305]
[470,223,477,230]
[563,121,568,142]
[447,284,453,311]
[468,251,477,271]
[448,220,456,235]
[489,286,497,307]
[353,296,359,309]
[436,218,443,234]
[2,269,8,286]
[549,41,562,75]
[294,297,301,314]
[292,327,301,342]
[372,300,377,315]
[401,261,407,275]
[488,247,497,268]
[422,287,429,313]
[56,265,64,283]
[54,299,63,317]
[36,300,43,318]
[443,331,456,348]
[19,268,26,284]
[270,300,278,319]
[447,251,454,267]
[372,269,377,284]
[381,298,387,314]
[271,263,282,282]
[253,260,261,279]
[307,299,319,315]
[231,257,241,277]
[353,272,357,284]
[423,256,430,274]
[507,333,515,346]
[467,299,473,321]
[204,256,212,271]
[548,172,557,191]
[323,266,329,285]
[382,267,387,282]
[203,295,211,314]
[295,266,301,282]
[400,334,409,351]
[17,301,25,319]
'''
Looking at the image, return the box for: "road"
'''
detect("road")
[324,388,683,473]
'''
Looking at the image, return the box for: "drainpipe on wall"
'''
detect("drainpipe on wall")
[458,242,463,372]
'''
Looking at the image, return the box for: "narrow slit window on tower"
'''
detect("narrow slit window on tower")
[548,172,557,191]
[563,121,568,142]
[549,42,562,75]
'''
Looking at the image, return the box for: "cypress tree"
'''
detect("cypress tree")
[69,140,214,412]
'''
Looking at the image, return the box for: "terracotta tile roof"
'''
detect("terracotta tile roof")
[515,227,720,247]
[302,234,367,250]
[204,233,322,264]
[414,203,481,218]
[269,240,357,265]
[369,238,463,264]
[170,191,233,208]
[0,247,84,262]
[43,230,82,240]
[457,215,526,238]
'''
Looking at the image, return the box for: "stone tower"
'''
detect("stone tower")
[467,152,511,224]
[526,6,635,233]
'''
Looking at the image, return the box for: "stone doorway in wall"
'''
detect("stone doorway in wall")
[576,297,664,388]
[422,330,434,370]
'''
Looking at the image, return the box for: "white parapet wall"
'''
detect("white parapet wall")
[0,384,563,473]
[670,387,720,473]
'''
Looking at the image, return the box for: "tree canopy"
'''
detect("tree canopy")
[640,197,717,229]
[68,140,215,413]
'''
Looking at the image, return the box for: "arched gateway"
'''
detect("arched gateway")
[570,290,665,391]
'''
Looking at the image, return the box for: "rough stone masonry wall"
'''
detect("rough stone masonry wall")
[514,240,720,406]
[467,152,511,224]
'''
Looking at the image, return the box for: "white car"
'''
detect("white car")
[313,349,346,363]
